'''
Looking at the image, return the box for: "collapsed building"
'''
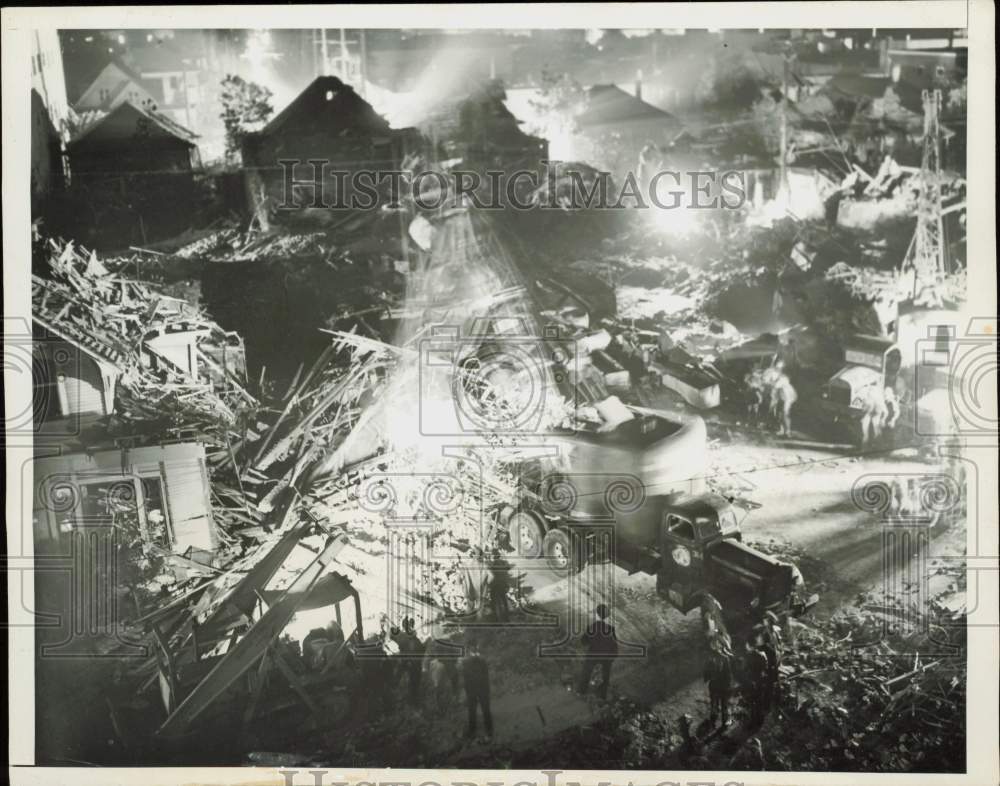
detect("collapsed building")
[31,240,251,573]
[415,79,548,176]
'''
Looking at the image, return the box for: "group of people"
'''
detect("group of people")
[300,611,496,741]
[744,358,798,437]
[302,598,787,749]
[702,613,783,730]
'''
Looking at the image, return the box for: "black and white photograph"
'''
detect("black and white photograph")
[4,4,997,784]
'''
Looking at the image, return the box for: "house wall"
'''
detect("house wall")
[77,77,158,114]
[31,29,69,136]
[33,443,218,554]
[242,130,407,227]
[69,141,194,177]
[62,142,197,245]
[142,70,202,111]
[887,50,965,86]
[31,89,64,205]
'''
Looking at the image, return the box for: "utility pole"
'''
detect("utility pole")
[320,29,329,77]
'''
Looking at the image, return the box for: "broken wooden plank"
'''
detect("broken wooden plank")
[157,533,348,736]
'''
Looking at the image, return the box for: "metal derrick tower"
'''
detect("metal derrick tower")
[901,89,947,299]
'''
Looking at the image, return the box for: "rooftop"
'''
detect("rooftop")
[68,100,198,148]
[577,84,682,130]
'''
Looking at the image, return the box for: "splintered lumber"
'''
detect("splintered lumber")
[132,577,218,625]
[319,328,417,358]
[248,343,338,466]
[197,517,308,641]
[157,533,348,736]
[33,239,257,450]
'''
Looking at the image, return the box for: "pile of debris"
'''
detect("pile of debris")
[174,227,335,262]
[763,598,966,771]
[33,239,256,445]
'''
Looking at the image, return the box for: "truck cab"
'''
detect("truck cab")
[821,334,903,440]
[656,493,814,624]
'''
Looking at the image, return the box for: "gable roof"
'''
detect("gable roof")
[577,84,681,130]
[103,77,158,110]
[75,60,150,107]
[259,76,392,138]
[68,100,197,148]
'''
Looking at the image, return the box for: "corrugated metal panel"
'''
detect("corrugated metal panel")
[162,453,215,552]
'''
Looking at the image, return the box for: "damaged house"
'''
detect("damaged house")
[416,79,548,183]
[241,75,416,228]
[33,442,219,563]
[64,100,200,246]
[31,240,250,576]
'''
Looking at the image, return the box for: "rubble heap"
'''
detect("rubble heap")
[766,596,966,771]
[33,239,257,443]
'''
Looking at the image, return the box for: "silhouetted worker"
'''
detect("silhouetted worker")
[759,626,781,715]
[676,712,711,767]
[426,636,460,696]
[704,643,734,727]
[488,552,511,622]
[302,619,345,671]
[399,616,425,706]
[461,640,493,738]
[578,603,618,699]
[744,638,770,728]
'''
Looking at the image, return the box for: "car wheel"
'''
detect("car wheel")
[507,509,545,558]
[543,527,585,575]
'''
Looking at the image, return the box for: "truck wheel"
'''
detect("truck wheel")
[507,509,545,558]
[542,528,585,575]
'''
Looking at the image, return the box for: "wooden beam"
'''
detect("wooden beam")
[241,646,272,732]
[196,515,307,640]
[274,649,323,719]
[157,533,347,736]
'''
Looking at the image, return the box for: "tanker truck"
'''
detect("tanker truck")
[501,405,817,626]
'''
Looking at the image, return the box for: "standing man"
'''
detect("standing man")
[704,641,734,727]
[399,616,425,707]
[461,640,493,739]
[488,551,511,622]
[760,624,781,716]
[578,603,618,699]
